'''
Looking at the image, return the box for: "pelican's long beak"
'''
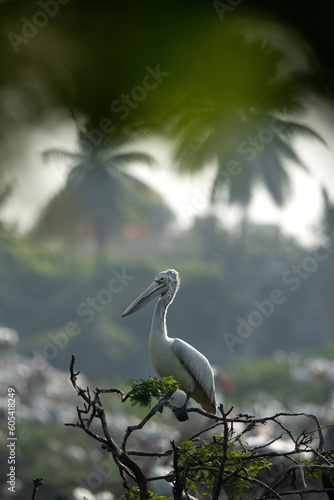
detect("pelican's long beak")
[121,280,168,318]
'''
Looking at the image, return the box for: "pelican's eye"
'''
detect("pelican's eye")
[159,276,166,283]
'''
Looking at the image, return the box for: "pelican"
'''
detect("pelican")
[121,269,217,421]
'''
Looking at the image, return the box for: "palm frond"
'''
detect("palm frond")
[42,149,82,166]
[211,153,255,207]
[227,165,254,207]
[0,173,13,208]
[105,152,155,167]
[270,135,308,170]
[113,170,175,226]
[174,107,240,173]
[322,186,330,209]
[321,186,334,233]
[175,127,217,172]
[273,119,326,145]
[258,153,290,206]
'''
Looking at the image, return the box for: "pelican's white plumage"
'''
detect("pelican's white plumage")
[121,269,217,420]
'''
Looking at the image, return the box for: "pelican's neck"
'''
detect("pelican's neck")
[150,295,169,339]
[149,277,179,342]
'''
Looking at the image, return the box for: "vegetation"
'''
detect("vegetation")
[65,357,334,500]
[2,227,334,497]
[226,352,334,407]
[1,221,333,383]
[32,125,173,253]
[126,376,180,409]
[1,1,334,499]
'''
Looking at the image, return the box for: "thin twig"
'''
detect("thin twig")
[66,356,334,500]
[31,478,43,500]
[212,405,229,500]
[172,440,185,500]
[259,487,334,499]
[236,472,284,500]
[67,355,150,499]
[270,464,334,491]
[121,406,162,451]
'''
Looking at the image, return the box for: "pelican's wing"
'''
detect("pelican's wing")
[172,338,216,413]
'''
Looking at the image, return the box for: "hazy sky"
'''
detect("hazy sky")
[2,96,334,247]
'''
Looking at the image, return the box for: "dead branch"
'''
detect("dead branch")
[31,478,43,500]
[66,355,334,500]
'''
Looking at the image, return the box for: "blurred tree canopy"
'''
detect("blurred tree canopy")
[2,6,334,499]
[1,0,334,378]
[31,126,174,250]
[1,0,334,138]
[0,0,334,358]
[1,1,334,362]
[1,0,333,230]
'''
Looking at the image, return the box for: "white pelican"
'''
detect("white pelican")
[121,269,217,421]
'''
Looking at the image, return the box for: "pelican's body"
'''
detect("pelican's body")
[121,269,217,420]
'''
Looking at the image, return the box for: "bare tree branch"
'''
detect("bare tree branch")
[212,404,229,500]
[31,478,43,500]
[66,356,334,500]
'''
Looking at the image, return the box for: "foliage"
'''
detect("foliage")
[174,436,271,499]
[5,420,107,499]
[0,168,13,209]
[226,349,334,408]
[66,359,334,500]
[321,187,334,240]
[173,96,324,210]
[2,4,334,500]
[3,223,334,390]
[123,487,169,500]
[2,1,331,245]
[32,128,173,251]
[3,1,330,132]
[126,376,180,408]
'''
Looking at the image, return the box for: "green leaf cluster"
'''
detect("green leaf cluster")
[125,375,180,408]
[299,459,334,485]
[122,487,170,499]
[174,435,271,499]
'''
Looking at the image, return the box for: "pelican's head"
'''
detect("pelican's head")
[121,269,179,318]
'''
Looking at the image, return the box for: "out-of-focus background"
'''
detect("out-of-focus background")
[1,1,334,498]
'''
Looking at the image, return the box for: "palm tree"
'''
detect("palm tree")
[169,37,327,347]
[320,186,334,241]
[32,127,173,252]
[0,168,12,212]
[171,40,325,216]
